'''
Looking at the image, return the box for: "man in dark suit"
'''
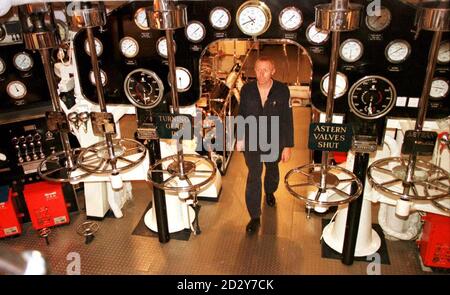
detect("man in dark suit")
[236,56,294,234]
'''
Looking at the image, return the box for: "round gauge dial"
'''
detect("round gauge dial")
[6,81,27,100]
[89,70,107,86]
[56,20,69,42]
[156,37,176,58]
[13,52,34,72]
[84,37,103,57]
[429,78,449,99]
[365,6,391,32]
[120,37,139,59]
[385,40,411,64]
[348,75,397,120]
[185,21,206,43]
[0,57,5,75]
[168,67,192,92]
[124,69,164,109]
[437,41,450,64]
[339,39,364,63]
[306,23,329,45]
[236,1,272,37]
[320,72,348,99]
[134,7,150,30]
[210,7,231,30]
[279,6,303,31]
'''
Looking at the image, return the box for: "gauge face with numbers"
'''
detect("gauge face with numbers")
[429,78,449,99]
[84,37,103,57]
[120,37,140,59]
[385,40,411,64]
[156,37,177,58]
[7,81,27,100]
[365,6,391,32]
[320,72,348,99]
[13,52,34,72]
[339,39,364,63]
[185,21,206,43]
[124,69,164,109]
[209,7,231,30]
[437,41,450,64]
[306,23,329,45]
[236,1,272,36]
[279,6,303,31]
[0,57,5,75]
[134,7,150,30]
[348,76,397,120]
[89,70,107,86]
[168,67,192,92]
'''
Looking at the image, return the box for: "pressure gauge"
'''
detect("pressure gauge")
[56,20,69,42]
[13,52,34,72]
[134,7,150,30]
[279,6,303,31]
[124,69,164,109]
[305,23,329,45]
[236,0,272,37]
[156,37,176,58]
[348,75,396,120]
[437,41,450,64]
[339,39,364,63]
[365,6,391,32]
[185,21,206,43]
[0,57,5,75]
[169,67,192,92]
[429,78,449,99]
[385,40,411,64]
[84,37,103,57]
[320,72,348,99]
[209,7,231,30]
[120,37,139,59]
[89,70,107,86]
[6,81,27,100]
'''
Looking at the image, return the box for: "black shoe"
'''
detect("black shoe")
[246,218,260,234]
[266,193,276,207]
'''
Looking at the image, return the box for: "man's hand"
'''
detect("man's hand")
[281,147,292,162]
[236,140,244,152]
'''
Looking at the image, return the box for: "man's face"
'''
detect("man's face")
[254,60,275,85]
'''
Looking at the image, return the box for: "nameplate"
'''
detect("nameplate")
[308,123,353,152]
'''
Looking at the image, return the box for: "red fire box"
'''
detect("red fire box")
[23,182,70,230]
[418,213,450,269]
[0,185,22,238]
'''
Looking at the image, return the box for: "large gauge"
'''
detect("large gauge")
[185,21,206,43]
[168,67,192,92]
[236,1,272,37]
[134,7,150,30]
[365,6,391,32]
[339,39,364,63]
[385,40,411,64]
[84,37,103,57]
[156,37,176,58]
[348,76,397,120]
[320,72,348,99]
[0,57,5,75]
[437,41,449,64]
[89,70,107,86]
[306,23,329,45]
[429,78,449,99]
[209,7,231,30]
[124,69,164,109]
[279,6,303,31]
[13,52,34,72]
[120,37,139,59]
[6,81,27,100]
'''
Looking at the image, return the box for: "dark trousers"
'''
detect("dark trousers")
[243,152,280,219]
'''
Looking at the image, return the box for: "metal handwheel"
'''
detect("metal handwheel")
[147,154,216,193]
[38,148,89,183]
[368,157,450,200]
[285,163,363,207]
[432,197,450,213]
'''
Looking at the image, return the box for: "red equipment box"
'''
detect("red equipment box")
[23,182,70,230]
[418,213,450,269]
[0,186,22,238]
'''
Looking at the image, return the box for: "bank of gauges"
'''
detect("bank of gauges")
[320,72,348,99]
[124,68,164,109]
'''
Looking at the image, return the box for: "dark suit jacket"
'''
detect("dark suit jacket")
[237,79,294,153]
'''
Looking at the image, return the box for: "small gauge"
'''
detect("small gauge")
[236,0,272,37]
[120,37,140,59]
[6,81,27,100]
[84,37,103,57]
[437,41,450,64]
[13,52,34,72]
[365,6,391,32]
[168,67,192,92]
[339,39,364,63]
[185,21,206,43]
[124,68,164,109]
[134,7,150,30]
[348,75,397,120]
[385,40,411,64]
[156,37,176,58]
[305,23,329,45]
[320,72,348,99]
[279,6,303,31]
[429,78,449,99]
[55,20,69,42]
[0,57,5,75]
[209,7,231,30]
[89,70,107,86]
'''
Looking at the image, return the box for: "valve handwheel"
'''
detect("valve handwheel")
[38,148,90,183]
